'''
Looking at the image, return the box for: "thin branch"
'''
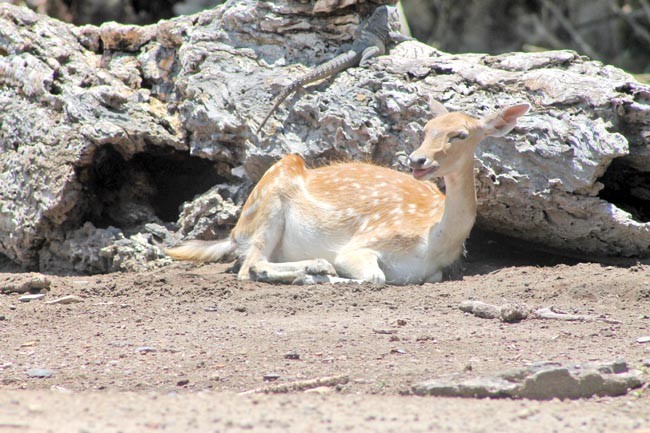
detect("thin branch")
[640,0,650,24]
[460,301,622,325]
[239,374,349,395]
[610,2,650,47]
[533,307,623,324]
[540,0,600,60]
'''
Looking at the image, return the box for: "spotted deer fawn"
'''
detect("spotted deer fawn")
[167,101,530,284]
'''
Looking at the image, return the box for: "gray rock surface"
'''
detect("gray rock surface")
[0,274,51,294]
[26,368,54,378]
[0,0,648,274]
[412,360,644,400]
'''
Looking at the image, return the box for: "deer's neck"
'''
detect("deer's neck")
[430,159,477,252]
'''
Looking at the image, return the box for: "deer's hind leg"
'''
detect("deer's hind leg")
[238,215,337,284]
[234,156,337,284]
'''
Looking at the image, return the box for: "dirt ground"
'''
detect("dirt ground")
[1,234,649,433]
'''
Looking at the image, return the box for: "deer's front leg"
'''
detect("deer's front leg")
[334,248,385,285]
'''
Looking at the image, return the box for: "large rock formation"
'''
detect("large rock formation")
[0,0,648,274]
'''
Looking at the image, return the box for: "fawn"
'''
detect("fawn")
[167,101,530,284]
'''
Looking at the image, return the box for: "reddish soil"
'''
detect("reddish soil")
[1,236,649,432]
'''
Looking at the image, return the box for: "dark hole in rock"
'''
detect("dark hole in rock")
[0,252,23,273]
[461,228,581,278]
[79,144,224,229]
[598,159,650,223]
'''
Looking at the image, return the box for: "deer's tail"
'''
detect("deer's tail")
[166,238,236,263]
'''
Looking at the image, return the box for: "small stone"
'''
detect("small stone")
[390,348,407,355]
[18,294,45,302]
[1,275,51,294]
[636,336,650,344]
[396,319,407,326]
[135,346,156,354]
[176,379,190,386]
[45,295,84,305]
[0,315,5,321]
[26,368,53,378]
[304,386,333,394]
[499,304,529,323]
[263,373,280,381]
[284,352,300,360]
[642,359,650,367]
[373,329,397,335]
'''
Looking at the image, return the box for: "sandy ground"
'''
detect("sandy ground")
[1,236,649,432]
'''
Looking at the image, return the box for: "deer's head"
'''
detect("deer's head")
[408,100,530,180]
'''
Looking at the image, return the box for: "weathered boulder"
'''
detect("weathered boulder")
[412,360,644,400]
[0,0,648,274]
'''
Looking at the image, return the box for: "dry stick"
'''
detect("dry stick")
[528,14,566,50]
[540,0,600,60]
[239,374,349,395]
[641,0,650,24]
[533,307,623,325]
[460,301,622,324]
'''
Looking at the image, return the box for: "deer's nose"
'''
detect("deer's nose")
[408,155,428,169]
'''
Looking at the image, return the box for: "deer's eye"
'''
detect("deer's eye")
[450,131,468,141]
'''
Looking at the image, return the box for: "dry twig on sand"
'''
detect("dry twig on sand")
[239,374,349,395]
[460,301,621,324]
[532,307,623,324]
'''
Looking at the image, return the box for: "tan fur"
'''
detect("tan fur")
[167,103,530,285]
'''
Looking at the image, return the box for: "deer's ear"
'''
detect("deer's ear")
[481,103,530,137]
[429,97,448,118]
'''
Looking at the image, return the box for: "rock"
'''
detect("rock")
[263,373,280,381]
[459,300,530,323]
[284,352,300,360]
[0,274,51,294]
[499,304,529,323]
[413,376,519,399]
[176,185,243,240]
[45,295,84,305]
[459,300,501,319]
[18,294,46,302]
[26,368,54,378]
[412,360,644,400]
[135,346,157,354]
[636,336,650,344]
[0,1,648,275]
